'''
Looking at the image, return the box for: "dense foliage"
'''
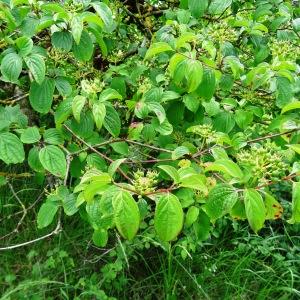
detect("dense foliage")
[1,0,300,297]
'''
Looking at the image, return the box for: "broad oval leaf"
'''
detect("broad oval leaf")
[20,126,41,144]
[288,182,300,224]
[103,104,121,137]
[158,165,180,184]
[72,95,86,122]
[0,132,25,164]
[1,53,22,82]
[39,145,66,178]
[24,54,45,84]
[145,42,173,60]
[37,201,59,229]
[186,59,203,92]
[206,159,244,179]
[185,206,199,228]
[244,189,266,233]
[51,31,73,52]
[72,30,94,62]
[29,78,55,113]
[113,191,140,240]
[209,0,232,15]
[154,193,184,242]
[203,184,238,222]
[188,0,208,18]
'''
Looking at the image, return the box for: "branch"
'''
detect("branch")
[63,124,133,184]
[0,183,27,241]
[255,173,298,190]
[193,127,300,158]
[0,93,28,105]
[0,218,62,251]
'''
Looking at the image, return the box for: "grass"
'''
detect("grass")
[1,174,300,299]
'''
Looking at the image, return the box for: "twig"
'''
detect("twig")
[0,218,62,251]
[0,93,29,105]
[0,183,28,241]
[63,124,133,184]
[193,127,300,158]
[255,173,298,190]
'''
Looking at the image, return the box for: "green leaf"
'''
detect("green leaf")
[92,2,115,33]
[20,126,41,144]
[213,111,235,133]
[172,146,190,160]
[111,142,128,155]
[196,68,216,100]
[288,182,300,224]
[188,0,208,18]
[206,159,244,179]
[113,191,140,240]
[244,189,266,233]
[29,78,55,113]
[55,77,72,96]
[180,174,207,191]
[28,147,44,172]
[193,210,211,241]
[72,30,94,62]
[265,192,283,220]
[37,201,59,229]
[99,88,122,102]
[204,184,238,222]
[16,36,33,57]
[183,94,200,112]
[103,105,121,137]
[1,53,22,82]
[158,165,180,184]
[281,101,300,114]
[108,158,126,177]
[185,206,199,228]
[153,118,173,136]
[145,42,173,60]
[168,53,186,77]
[83,179,111,202]
[235,110,253,129]
[24,54,45,84]
[63,196,77,216]
[276,77,293,108]
[186,59,203,93]
[43,128,64,145]
[147,102,166,124]
[92,229,108,247]
[288,144,300,155]
[0,132,25,164]
[51,31,73,52]
[71,15,83,45]
[72,95,86,123]
[209,0,232,15]
[92,102,106,129]
[154,193,184,241]
[39,145,66,178]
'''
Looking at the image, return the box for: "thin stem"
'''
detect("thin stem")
[63,124,133,184]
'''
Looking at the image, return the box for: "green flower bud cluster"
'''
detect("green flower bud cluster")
[237,141,288,184]
[133,170,158,195]
[239,89,275,109]
[269,38,300,61]
[138,77,152,94]
[248,114,273,136]
[205,21,238,44]
[64,0,84,12]
[173,131,186,144]
[187,124,217,143]
[194,176,216,201]
[80,78,104,96]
